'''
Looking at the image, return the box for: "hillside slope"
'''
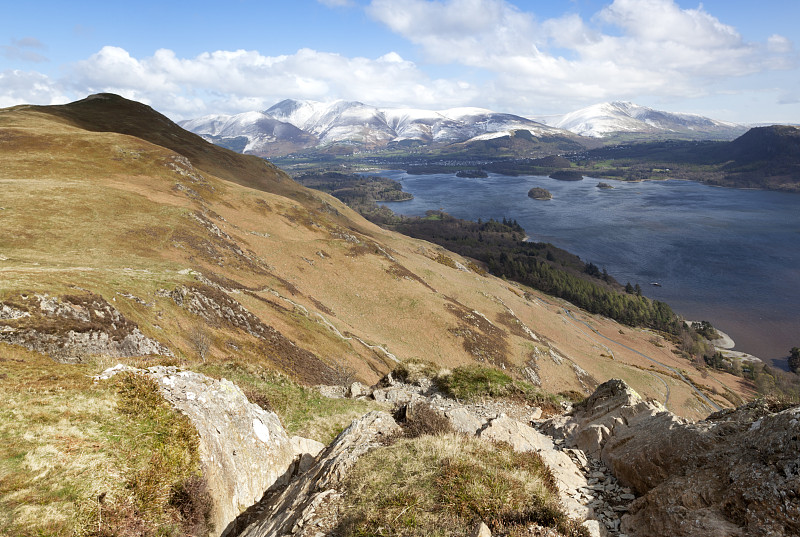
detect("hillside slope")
[0,94,751,532]
[0,93,752,409]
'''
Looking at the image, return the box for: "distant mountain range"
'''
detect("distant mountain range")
[539,101,749,141]
[180,100,749,158]
[180,99,575,157]
[581,124,800,191]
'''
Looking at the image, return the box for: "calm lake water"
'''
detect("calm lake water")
[381,172,800,369]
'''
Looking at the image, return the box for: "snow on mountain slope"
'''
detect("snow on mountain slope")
[181,99,570,154]
[180,114,234,137]
[264,99,333,132]
[178,110,317,155]
[267,99,396,146]
[383,108,443,143]
[547,102,746,139]
[180,99,742,157]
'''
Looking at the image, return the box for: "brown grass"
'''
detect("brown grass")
[338,434,587,537]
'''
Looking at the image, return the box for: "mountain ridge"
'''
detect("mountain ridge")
[179,98,583,157]
[179,98,749,158]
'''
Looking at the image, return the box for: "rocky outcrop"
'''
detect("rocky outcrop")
[91,364,795,537]
[233,411,400,537]
[544,379,800,537]
[478,415,594,525]
[96,365,305,536]
[0,293,171,362]
[326,377,617,536]
[165,284,338,385]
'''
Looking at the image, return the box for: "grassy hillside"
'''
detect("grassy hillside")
[0,94,754,535]
[0,92,752,410]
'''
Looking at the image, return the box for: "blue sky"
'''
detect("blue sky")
[1,0,798,123]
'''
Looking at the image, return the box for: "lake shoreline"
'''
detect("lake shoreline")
[381,171,799,369]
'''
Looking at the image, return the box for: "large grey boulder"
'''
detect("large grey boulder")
[289,436,325,474]
[97,365,298,536]
[445,407,487,435]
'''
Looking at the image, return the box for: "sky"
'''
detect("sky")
[1,0,798,124]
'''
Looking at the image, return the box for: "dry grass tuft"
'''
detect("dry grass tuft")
[398,403,455,439]
[338,433,588,537]
[392,358,442,385]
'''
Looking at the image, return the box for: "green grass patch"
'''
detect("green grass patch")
[110,372,211,535]
[197,361,379,444]
[0,345,211,537]
[436,365,564,411]
[437,365,516,400]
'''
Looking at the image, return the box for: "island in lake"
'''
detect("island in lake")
[597,182,614,189]
[528,187,552,200]
[549,170,584,181]
[456,169,489,178]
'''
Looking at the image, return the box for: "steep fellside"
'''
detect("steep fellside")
[0,93,751,413]
[28,93,305,199]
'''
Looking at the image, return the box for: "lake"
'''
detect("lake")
[381,172,800,369]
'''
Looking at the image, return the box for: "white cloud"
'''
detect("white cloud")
[59,46,475,119]
[367,0,798,112]
[13,37,46,49]
[1,37,49,63]
[0,0,796,123]
[0,70,68,108]
[317,0,355,6]
[367,0,539,63]
[767,34,793,54]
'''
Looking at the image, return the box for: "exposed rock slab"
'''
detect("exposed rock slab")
[233,411,400,537]
[97,364,299,536]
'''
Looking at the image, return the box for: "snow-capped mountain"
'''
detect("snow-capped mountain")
[180,110,317,155]
[542,102,746,140]
[267,99,565,146]
[180,99,747,157]
[180,99,570,157]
